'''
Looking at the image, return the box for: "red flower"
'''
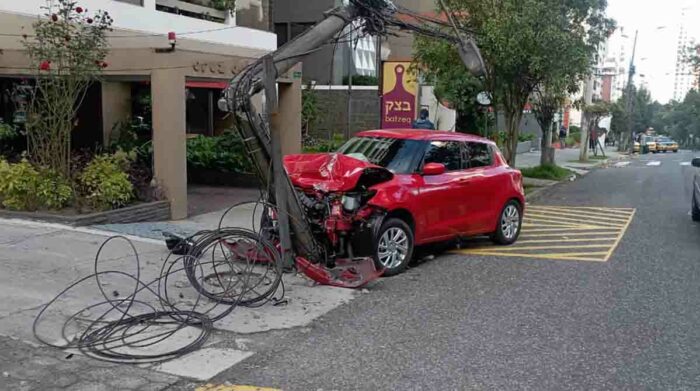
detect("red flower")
[86,18,93,24]
[39,61,51,71]
[101,62,108,68]
[75,6,83,13]
[51,14,58,22]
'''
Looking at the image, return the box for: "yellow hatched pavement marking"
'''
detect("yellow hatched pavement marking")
[526,208,632,223]
[454,206,635,262]
[195,385,281,391]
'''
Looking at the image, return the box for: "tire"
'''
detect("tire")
[373,218,414,276]
[674,150,678,153]
[492,200,523,245]
[693,192,700,222]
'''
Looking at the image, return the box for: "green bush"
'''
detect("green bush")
[0,160,72,210]
[518,133,536,142]
[186,132,252,173]
[79,154,134,211]
[520,164,574,181]
[0,120,18,141]
[342,75,378,86]
[303,134,346,153]
[565,132,581,147]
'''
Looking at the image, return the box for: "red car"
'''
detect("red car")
[284,129,525,276]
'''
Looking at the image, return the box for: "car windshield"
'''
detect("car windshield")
[337,136,425,174]
[659,137,671,143]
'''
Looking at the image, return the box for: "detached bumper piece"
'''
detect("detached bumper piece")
[295,257,383,289]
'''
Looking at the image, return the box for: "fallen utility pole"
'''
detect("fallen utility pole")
[218,0,487,287]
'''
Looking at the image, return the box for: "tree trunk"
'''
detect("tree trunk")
[579,114,590,162]
[503,109,522,167]
[540,125,555,166]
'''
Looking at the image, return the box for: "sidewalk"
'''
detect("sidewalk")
[516,146,624,174]
[0,218,358,389]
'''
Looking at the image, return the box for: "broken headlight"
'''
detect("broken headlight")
[341,194,361,212]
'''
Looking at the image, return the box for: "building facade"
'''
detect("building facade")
[673,6,695,102]
[273,0,377,85]
[0,0,278,218]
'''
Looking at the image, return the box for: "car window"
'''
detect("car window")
[337,136,425,174]
[423,141,462,171]
[466,142,493,168]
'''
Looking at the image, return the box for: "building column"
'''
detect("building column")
[151,69,188,219]
[276,65,302,155]
[101,81,132,147]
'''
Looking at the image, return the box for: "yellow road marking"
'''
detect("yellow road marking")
[517,237,616,244]
[195,385,280,391]
[524,213,628,227]
[520,231,619,238]
[465,251,609,262]
[485,244,613,251]
[455,206,635,263]
[602,209,636,262]
[526,208,632,223]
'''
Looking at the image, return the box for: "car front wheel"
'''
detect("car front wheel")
[373,218,414,276]
[492,200,523,245]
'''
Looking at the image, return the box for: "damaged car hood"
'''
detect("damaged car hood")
[284,153,394,192]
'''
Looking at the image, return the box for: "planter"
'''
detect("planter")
[0,201,170,227]
[187,167,260,188]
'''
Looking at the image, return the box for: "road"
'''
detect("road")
[196,150,700,390]
[1,150,699,390]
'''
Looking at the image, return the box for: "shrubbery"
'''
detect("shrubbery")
[0,159,72,210]
[186,131,253,173]
[79,153,134,211]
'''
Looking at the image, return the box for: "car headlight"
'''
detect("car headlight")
[341,195,361,212]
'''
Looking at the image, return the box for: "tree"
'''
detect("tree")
[22,0,111,177]
[437,0,614,166]
[609,86,655,149]
[579,101,611,160]
[532,79,577,166]
[412,38,484,133]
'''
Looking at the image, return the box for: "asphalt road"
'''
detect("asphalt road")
[197,150,700,390]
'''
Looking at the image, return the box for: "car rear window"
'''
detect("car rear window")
[466,142,492,168]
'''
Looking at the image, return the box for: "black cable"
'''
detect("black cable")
[33,223,284,364]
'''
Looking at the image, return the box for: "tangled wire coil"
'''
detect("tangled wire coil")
[33,205,284,364]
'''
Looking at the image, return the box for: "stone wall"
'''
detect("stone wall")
[309,87,381,140]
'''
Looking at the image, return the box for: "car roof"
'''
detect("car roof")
[356,129,495,144]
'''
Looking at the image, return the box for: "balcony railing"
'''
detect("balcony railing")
[155,0,229,23]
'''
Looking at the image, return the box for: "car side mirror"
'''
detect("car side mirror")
[423,162,446,176]
[692,158,700,168]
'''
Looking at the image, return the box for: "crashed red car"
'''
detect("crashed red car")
[284,129,525,276]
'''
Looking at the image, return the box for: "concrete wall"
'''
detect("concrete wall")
[308,86,381,139]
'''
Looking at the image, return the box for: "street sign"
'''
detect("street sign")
[476,91,491,106]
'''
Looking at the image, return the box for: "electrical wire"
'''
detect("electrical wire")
[33,206,285,364]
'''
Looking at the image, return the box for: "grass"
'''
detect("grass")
[523,184,536,195]
[520,164,574,181]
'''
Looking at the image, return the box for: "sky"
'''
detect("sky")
[606,0,700,103]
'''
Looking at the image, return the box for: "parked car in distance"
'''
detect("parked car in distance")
[284,129,525,276]
[692,157,700,222]
[655,136,679,153]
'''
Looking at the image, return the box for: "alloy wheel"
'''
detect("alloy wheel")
[501,204,520,240]
[377,227,409,269]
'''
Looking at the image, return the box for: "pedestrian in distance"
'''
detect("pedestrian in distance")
[559,126,567,149]
[412,108,435,130]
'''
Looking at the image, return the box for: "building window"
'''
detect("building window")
[275,23,289,47]
[115,0,144,5]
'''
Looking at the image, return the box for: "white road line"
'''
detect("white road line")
[154,348,254,381]
[614,161,631,167]
[681,162,691,166]
[646,161,661,166]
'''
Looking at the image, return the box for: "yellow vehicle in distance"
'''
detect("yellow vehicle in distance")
[634,135,657,154]
[655,136,679,153]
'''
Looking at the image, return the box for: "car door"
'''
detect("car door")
[415,140,470,241]
[459,141,499,235]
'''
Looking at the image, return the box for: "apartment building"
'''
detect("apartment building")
[0,0,277,218]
